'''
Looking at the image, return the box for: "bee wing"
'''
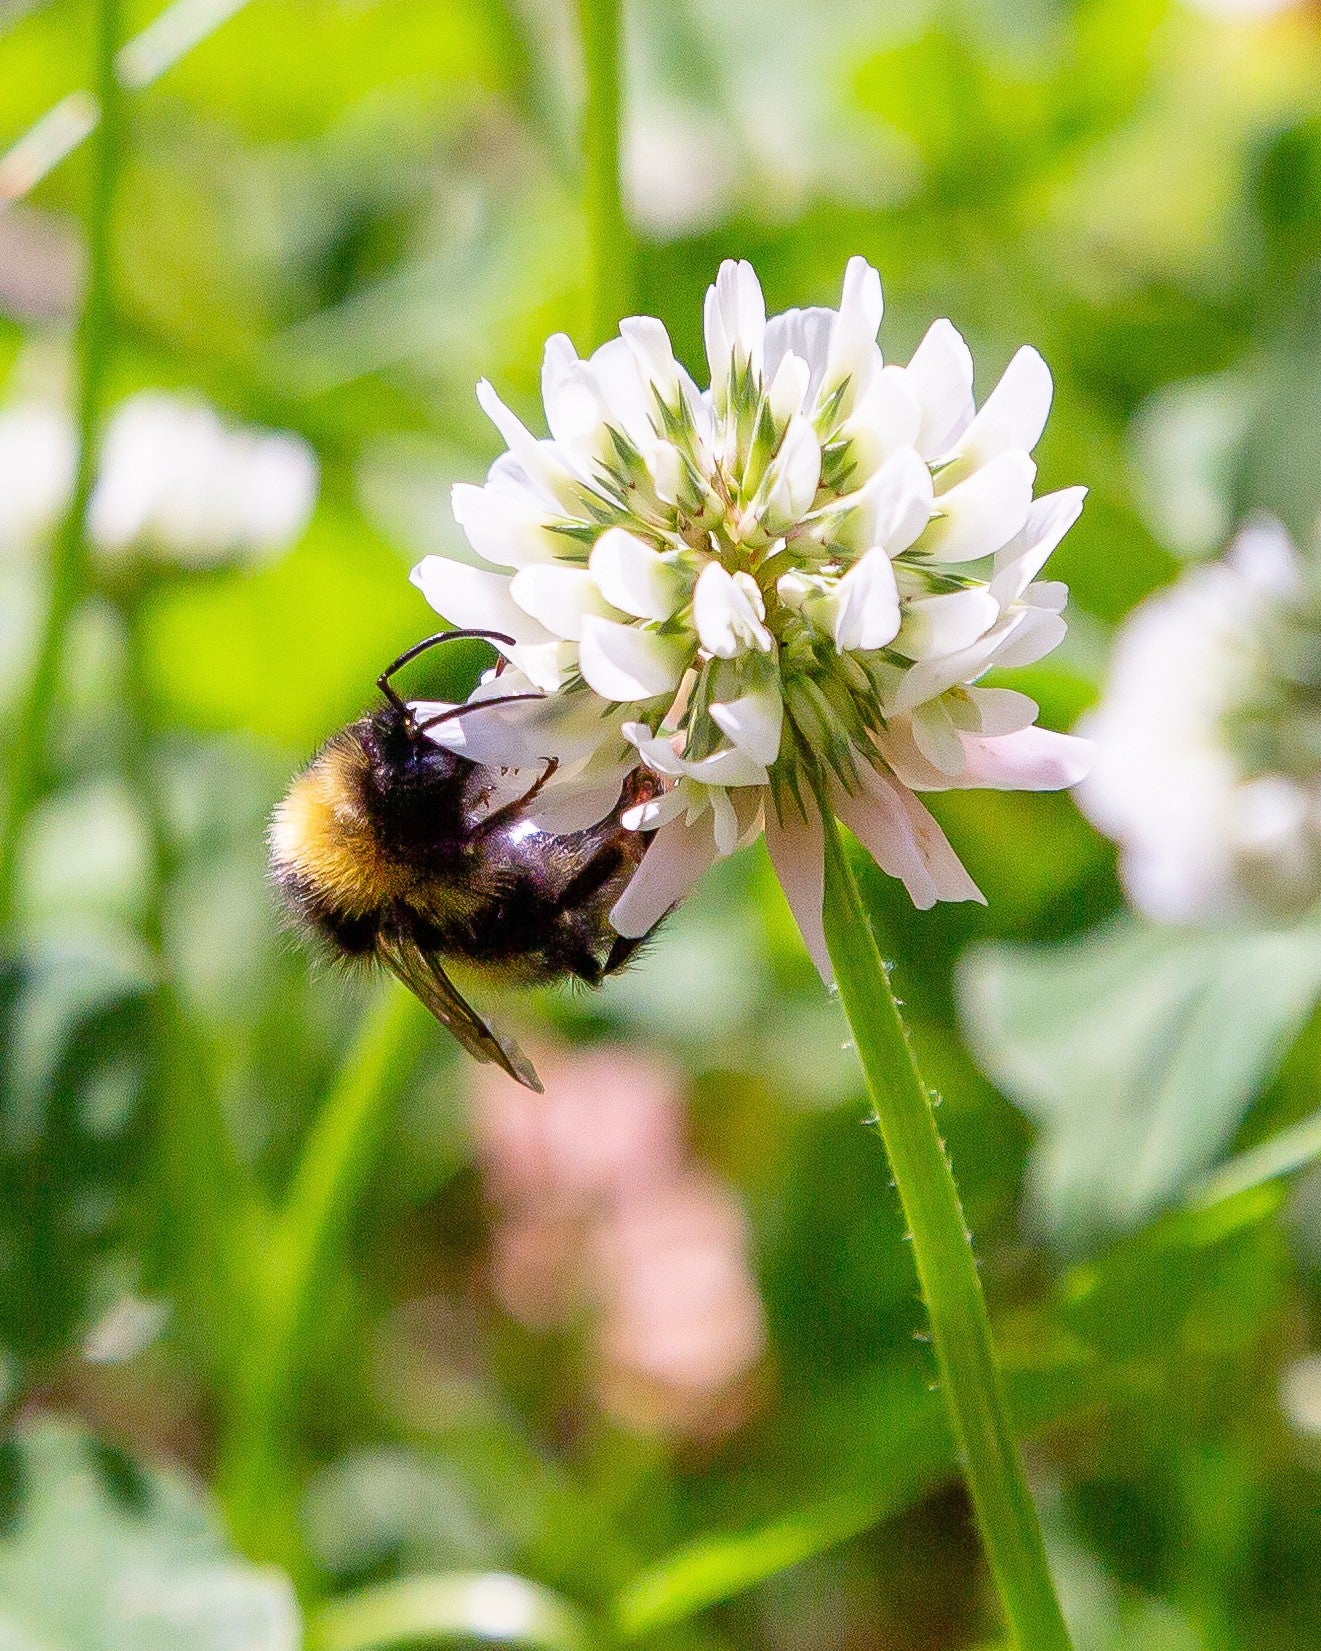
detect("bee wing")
[376,931,544,1093]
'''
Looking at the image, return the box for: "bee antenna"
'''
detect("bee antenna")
[376,629,519,721]
[412,691,546,737]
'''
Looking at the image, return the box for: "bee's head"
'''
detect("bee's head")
[360,699,468,800]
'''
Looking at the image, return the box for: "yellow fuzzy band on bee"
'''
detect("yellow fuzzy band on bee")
[269,735,407,913]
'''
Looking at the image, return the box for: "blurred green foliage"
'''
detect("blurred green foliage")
[3,0,1321,1646]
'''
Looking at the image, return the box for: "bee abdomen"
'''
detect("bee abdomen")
[275,867,382,958]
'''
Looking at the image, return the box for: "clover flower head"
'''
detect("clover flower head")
[413,258,1090,971]
[0,390,318,568]
[1081,518,1321,921]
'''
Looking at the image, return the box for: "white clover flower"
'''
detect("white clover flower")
[0,402,76,555]
[90,393,318,566]
[0,391,317,568]
[1080,519,1321,921]
[413,258,1090,972]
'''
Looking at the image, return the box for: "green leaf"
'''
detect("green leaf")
[309,1574,591,1651]
[0,1420,300,1648]
[959,918,1321,1249]
[137,505,430,753]
[0,943,154,1369]
[613,1349,1103,1640]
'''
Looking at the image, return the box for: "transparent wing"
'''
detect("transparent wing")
[376,931,543,1092]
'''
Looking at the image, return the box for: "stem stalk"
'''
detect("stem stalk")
[817,809,1072,1651]
[576,0,630,347]
[0,0,124,934]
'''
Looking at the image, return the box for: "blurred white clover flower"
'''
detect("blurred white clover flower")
[1080,519,1321,922]
[412,258,1089,973]
[90,393,318,565]
[0,402,76,555]
[0,390,317,566]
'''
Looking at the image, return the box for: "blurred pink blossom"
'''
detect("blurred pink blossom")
[471,1046,766,1437]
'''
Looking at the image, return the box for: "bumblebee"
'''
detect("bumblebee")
[270,631,656,1091]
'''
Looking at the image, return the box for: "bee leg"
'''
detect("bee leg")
[471,758,559,839]
[569,952,607,987]
[604,932,646,974]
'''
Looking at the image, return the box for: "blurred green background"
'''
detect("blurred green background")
[3,0,1321,1646]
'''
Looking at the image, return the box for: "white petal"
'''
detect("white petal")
[903,319,974,458]
[709,685,784,765]
[1025,578,1068,613]
[450,482,566,570]
[820,256,884,417]
[645,439,686,506]
[509,564,617,640]
[523,765,633,834]
[965,686,1039,736]
[610,812,720,936]
[764,802,830,981]
[619,315,682,408]
[761,414,822,529]
[710,785,741,855]
[625,723,769,787]
[826,446,933,557]
[684,746,769,786]
[910,698,967,775]
[956,727,1092,791]
[587,335,655,450]
[692,561,773,657]
[869,718,950,791]
[897,588,1000,660]
[412,701,536,765]
[485,678,627,760]
[623,786,687,831]
[541,333,610,457]
[768,352,812,426]
[589,526,685,621]
[989,486,1086,608]
[475,380,586,513]
[987,603,1067,669]
[830,548,901,651]
[0,403,75,551]
[505,641,574,692]
[837,367,922,478]
[916,451,1036,563]
[410,555,554,643]
[948,345,1052,471]
[704,259,766,403]
[890,623,1009,715]
[578,616,690,702]
[838,768,983,909]
[1227,516,1303,595]
[415,668,592,763]
[620,722,685,777]
[763,307,835,401]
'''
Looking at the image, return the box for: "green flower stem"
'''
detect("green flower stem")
[577,0,630,347]
[0,0,124,936]
[219,979,433,1579]
[817,808,1073,1651]
[117,599,265,1369]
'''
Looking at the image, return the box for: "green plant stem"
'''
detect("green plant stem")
[576,0,630,347]
[116,598,265,1371]
[0,0,124,937]
[817,808,1072,1651]
[219,979,432,1578]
